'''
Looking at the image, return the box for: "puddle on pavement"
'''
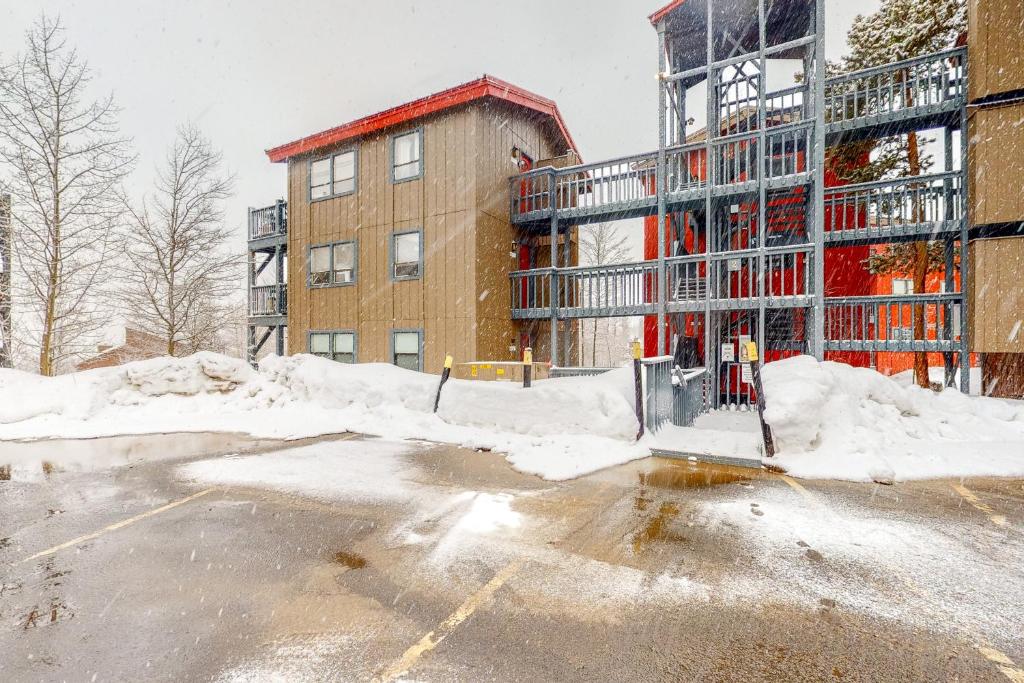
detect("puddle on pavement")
[0,432,285,478]
[639,463,752,490]
[632,501,684,554]
[332,551,366,569]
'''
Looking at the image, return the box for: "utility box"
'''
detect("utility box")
[452,361,550,382]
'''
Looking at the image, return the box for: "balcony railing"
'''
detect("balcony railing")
[509,245,814,319]
[249,200,288,242]
[509,48,965,226]
[823,293,961,352]
[249,284,287,317]
[823,171,963,243]
[824,47,966,129]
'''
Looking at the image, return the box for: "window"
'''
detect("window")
[892,278,913,295]
[309,331,356,363]
[391,130,422,182]
[392,330,422,371]
[391,230,421,280]
[309,245,331,286]
[333,242,355,284]
[309,241,357,287]
[310,150,357,200]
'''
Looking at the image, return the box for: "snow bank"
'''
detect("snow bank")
[761,355,1024,482]
[0,352,645,480]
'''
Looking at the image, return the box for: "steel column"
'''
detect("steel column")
[703,0,717,407]
[943,125,956,386]
[550,168,559,366]
[958,54,970,394]
[656,26,669,356]
[809,0,826,359]
[755,0,767,358]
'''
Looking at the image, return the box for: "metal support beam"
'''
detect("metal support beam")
[809,0,826,360]
[943,126,956,387]
[703,0,716,407]
[755,0,767,359]
[549,169,559,366]
[958,56,970,394]
[656,26,669,356]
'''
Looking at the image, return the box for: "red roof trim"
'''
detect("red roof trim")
[265,75,579,163]
[648,0,687,26]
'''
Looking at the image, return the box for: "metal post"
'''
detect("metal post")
[958,53,970,394]
[563,225,572,364]
[632,340,644,439]
[246,325,256,367]
[549,171,559,366]
[810,0,826,360]
[943,125,956,387]
[756,0,768,361]
[703,0,718,408]
[656,26,669,356]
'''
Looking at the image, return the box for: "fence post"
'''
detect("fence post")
[433,354,453,413]
[523,347,533,388]
[742,341,775,458]
[632,339,644,440]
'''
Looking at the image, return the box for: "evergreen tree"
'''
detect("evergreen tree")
[831,0,966,387]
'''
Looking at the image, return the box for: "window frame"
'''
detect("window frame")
[307,240,358,288]
[390,328,423,372]
[389,229,423,282]
[892,278,914,295]
[308,329,358,364]
[389,128,423,184]
[308,148,359,202]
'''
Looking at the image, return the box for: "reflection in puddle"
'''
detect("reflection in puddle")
[639,463,752,490]
[633,501,683,554]
[0,432,280,480]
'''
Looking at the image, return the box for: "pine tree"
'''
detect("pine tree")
[831,0,966,387]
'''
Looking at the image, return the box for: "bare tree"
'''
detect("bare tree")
[578,221,631,366]
[121,124,238,356]
[0,16,133,375]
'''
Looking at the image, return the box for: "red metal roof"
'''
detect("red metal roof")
[266,75,579,163]
[648,0,687,25]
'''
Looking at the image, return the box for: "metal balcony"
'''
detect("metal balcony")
[824,47,966,142]
[248,200,288,249]
[823,171,964,245]
[509,244,815,320]
[822,293,962,352]
[509,48,966,228]
[249,284,287,320]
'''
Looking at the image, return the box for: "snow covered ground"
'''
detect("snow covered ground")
[0,353,647,480]
[2,351,1024,483]
[762,355,1024,482]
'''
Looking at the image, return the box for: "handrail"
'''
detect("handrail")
[826,46,965,85]
[825,292,962,305]
[824,169,960,195]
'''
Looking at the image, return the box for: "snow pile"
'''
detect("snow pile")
[0,352,645,480]
[761,355,1024,481]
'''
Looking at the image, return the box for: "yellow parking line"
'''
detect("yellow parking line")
[951,484,1007,526]
[21,488,217,563]
[779,475,820,506]
[375,559,524,682]
[978,645,1024,682]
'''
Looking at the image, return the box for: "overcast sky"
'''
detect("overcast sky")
[1,0,879,259]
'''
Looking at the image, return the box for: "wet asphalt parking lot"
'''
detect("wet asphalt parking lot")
[2,432,1024,682]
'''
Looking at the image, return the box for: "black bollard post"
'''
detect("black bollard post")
[632,339,644,440]
[522,347,533,388]
[433,354,453,413]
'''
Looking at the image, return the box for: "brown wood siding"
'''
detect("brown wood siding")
[968,237,1024,354]
[968,102,1024,226]
[473,100,574,362]
[287,105,508,372]
[968,0,1024,102]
